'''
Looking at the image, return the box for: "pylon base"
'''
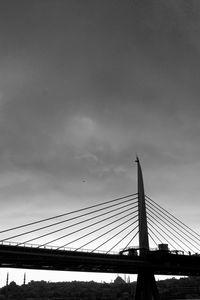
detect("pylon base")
[134,271,160,300]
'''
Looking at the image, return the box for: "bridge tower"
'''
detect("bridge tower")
[135,157,159,300]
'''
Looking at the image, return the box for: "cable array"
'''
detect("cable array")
[0,193,139,253]
[146,195,200,254]
[1,191,200,255]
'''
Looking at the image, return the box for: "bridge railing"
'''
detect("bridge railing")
[0,240,118,255]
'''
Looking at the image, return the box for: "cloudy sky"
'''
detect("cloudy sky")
[0,0,200,285]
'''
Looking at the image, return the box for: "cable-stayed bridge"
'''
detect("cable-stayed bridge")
[0,158,200,299]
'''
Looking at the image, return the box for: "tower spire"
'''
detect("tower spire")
[135,157,160,299]
[135,156,149,254]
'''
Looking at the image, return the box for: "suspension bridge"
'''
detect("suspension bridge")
[0,158,200,299]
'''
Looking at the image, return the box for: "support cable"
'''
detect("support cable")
[92,221,138,253]
[4,199,137,243]
[146,195,200,240]
[147,204,200,252]
[147,210,194,252]
[147,214,187,252]
[74,215,138,252]
[0,193,137,234]
[148,230,158,248]
[106,224,139,253]
[122,229,139,251]
[57,212,138,249]
[148,226,163,245]
[38,207,138,248]
[147,221,175,249]
[146,198,200,247]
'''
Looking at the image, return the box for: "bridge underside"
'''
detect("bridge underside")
[0,245,200,276]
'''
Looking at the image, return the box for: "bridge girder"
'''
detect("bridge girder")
[0,245,200,276]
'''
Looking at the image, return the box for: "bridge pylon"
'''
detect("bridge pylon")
[135,157,159,300]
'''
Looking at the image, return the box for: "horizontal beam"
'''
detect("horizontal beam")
[0,245,200,276]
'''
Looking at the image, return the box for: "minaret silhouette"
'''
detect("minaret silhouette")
[6,273,9,300]
[6,272,9,286]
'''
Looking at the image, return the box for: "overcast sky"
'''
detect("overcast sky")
[0,0,200,285]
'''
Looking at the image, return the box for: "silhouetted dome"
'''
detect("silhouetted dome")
[113,276,126,284]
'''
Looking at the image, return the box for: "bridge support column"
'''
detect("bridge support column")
[134,271,160,300]
[135,158,160,300]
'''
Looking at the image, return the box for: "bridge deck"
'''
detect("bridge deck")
[0,244,200,276]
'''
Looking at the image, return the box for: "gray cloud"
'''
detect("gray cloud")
[0,1,199,229]
[0,1,200,286]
